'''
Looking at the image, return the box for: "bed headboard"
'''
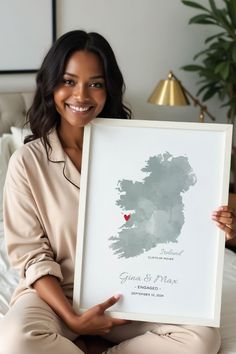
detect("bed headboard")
[0,92,34,135]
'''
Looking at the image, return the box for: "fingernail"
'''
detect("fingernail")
[114,294,122,300]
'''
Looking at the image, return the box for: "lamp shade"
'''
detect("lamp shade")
[148,72,190,106]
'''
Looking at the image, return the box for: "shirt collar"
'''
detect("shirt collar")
[47,128,65,162]
[48,129,80,189]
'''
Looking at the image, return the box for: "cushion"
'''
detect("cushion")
[0,92,33,135]
[0,127,31,221]
[10,126,31,150]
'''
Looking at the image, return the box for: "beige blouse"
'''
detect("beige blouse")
[3,129,80,304]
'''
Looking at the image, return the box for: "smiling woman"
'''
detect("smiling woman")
[0,30,132,354]
[53,50,107,171]
[0,30,229,354]
[54,51,107,130]
[24,30,131,156]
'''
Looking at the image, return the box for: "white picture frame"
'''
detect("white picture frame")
[73,118,232,327]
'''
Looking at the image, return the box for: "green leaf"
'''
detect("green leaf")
[196,83,216,96]
[209,0,218,13]
[214,62,230,79]
[197,79,214,85]
[221,40,231,51]
[220,94,236,108]
[199,67,220,78]
[202,86,219,101]
[215,9,234,30]
[189,14,216,24]
[220,83,232,97]
[205,32,225,43]
[221,100,231,108]
[207,0,233,32]
[181,1,208,11]
[223,0,236,27]
[193,48,214,60]
[232,43,236,62]
[181,65,204,71]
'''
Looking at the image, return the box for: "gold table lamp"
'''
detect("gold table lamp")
[148,71,215,122]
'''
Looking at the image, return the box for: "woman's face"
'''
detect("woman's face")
[54,50,107,128]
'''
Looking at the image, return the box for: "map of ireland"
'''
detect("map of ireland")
[109,152,197,258]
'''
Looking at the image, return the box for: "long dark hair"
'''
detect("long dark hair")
[24,30,131,150]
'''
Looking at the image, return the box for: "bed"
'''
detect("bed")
[0,92,236,353]
[0,92,34,316]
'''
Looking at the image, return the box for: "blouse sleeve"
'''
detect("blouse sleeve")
[3,148,63,287]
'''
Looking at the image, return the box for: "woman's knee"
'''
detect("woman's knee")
[148,324,220,354]
[0,317,29,354]
[184,326,221,354]
[0,316,56,354]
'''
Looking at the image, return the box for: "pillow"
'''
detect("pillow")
[0,127,31,220]
[0,134,16,221]
[10,126,31,149]
[0,92,34,135]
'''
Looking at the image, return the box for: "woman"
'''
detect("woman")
[0,30,234,354]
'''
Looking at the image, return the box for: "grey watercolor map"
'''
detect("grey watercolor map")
[109,152,197,258]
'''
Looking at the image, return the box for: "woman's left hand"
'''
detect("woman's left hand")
[212,206,235,241]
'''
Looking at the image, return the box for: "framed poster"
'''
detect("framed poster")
[0,0,56,74]
[73,118,232,327]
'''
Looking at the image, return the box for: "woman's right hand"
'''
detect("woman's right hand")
[67,295,129,335]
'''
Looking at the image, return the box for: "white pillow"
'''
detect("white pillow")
[10,126,31,150]
[0,134,16,221]
[0,127,31,220]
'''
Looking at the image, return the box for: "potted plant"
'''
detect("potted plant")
[181,0,236,125]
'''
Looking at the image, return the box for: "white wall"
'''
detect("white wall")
[56,0,228,125]
[0,0,229,125]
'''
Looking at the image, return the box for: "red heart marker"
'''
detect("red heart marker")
[124,214,131,221]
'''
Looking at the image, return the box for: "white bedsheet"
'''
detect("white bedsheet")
[0,220,235,353]
[0,221,19,317]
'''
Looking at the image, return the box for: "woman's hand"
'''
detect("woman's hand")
[212,206,235,241]
[67,295,129,335]
[33,276,129,336]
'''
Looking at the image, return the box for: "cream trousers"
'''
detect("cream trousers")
[0,293,221,354]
